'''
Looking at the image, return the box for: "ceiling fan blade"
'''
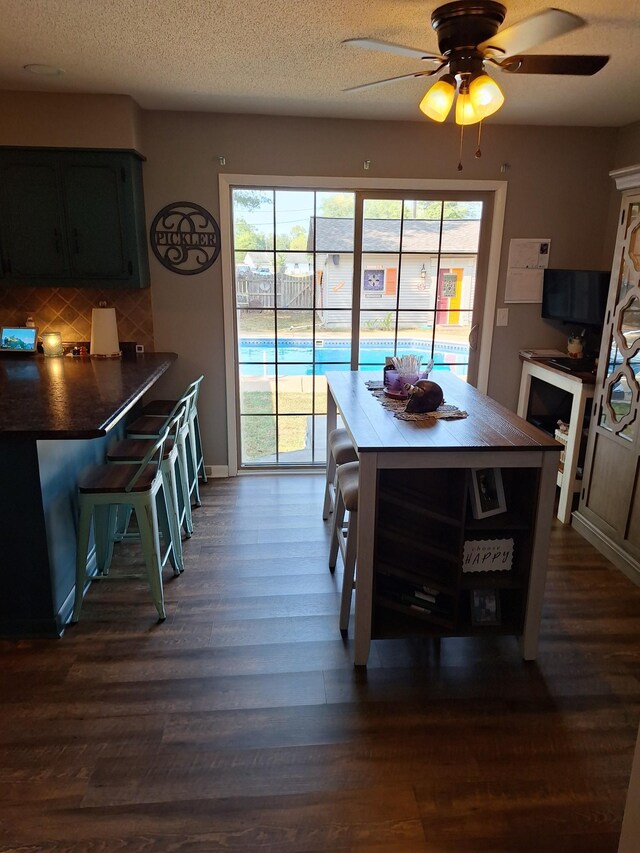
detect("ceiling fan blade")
[342,38,444,63]
[498,54,609,75]
[478,8,585,58]
[343,67,443,93]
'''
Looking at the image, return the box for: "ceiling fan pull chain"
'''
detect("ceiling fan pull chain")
[458,123,464,172]
[475,121,483,159]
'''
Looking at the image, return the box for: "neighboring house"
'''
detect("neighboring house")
[282,253,313,276]
[307,217,481,329]
[241,252,272,270]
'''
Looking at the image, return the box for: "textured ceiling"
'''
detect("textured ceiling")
[0,0,638,126]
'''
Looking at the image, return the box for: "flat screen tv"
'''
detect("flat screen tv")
[541,269,610,327]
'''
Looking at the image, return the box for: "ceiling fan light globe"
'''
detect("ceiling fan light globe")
[455,91,481,125]
[419,76,456,122]
[468,73,504,119]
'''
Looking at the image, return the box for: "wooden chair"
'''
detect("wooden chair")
[72,425,179,624]
[329,460,359,632]
[322,427,357,520]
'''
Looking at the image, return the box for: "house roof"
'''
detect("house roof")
[308,217,481,253]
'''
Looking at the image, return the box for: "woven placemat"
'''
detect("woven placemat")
[395,404,468,422]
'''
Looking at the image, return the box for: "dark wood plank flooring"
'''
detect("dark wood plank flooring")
[1,473,639,851]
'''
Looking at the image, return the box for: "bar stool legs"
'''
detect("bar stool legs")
[72,428,174,623]
[329,460,359,633]
[72,489,167,623]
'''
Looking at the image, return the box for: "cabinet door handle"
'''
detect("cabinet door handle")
[53,228,61,254]
[72,228,80,254]
[468,323,479,350]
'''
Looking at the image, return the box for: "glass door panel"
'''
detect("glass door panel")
[233,187,357,467]
[357,194,486,384]
[231,187,492,468]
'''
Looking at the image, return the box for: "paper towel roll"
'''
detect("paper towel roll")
[90,308,121,357]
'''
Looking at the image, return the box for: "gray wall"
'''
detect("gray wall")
[140,110,621,468]
[0,92,636,471]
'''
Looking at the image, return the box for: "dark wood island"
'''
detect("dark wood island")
[0,352,177,637]
[326,370,562,666]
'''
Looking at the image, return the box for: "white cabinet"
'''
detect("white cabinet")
[517,356,595,524]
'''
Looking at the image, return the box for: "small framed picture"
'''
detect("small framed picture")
[469,467,507,519]
[471,589,501,626]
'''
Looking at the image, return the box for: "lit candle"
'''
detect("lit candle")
[42,331,63,357]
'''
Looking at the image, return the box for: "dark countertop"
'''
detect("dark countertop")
[0,352,177,439]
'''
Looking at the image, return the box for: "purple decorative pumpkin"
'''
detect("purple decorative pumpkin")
[403,380,445,414]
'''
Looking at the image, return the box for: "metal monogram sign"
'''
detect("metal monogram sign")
[150,202,221,275]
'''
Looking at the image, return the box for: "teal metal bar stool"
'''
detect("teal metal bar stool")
[127,388,199,515]
[107,404,190,559]
[141,375,206,486]
[72,425,179,624]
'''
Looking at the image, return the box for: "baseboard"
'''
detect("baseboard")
[205,464,229,478]
[572,511,640,588]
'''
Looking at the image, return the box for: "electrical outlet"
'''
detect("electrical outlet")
[135,344,144,354]
[496,308,509,327]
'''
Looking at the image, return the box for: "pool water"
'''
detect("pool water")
[239,338,469,377]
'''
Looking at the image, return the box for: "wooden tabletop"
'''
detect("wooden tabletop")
[327,370,561,453]
[0,352,177,439]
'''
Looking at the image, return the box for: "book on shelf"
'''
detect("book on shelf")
[378,575,440,598]
[377,570,441,597]
[414,590,437,604]
[378,578,452,618]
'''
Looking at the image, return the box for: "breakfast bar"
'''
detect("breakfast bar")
[326,370,562,666]
[0,352,177,637]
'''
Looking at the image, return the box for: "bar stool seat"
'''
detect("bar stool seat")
[329,459,359,633]
[72,427,178,624]
[322,427,357,520]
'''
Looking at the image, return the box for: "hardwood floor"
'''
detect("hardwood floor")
[1,473,639,852]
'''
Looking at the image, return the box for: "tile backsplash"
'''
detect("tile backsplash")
[0,286,154,350]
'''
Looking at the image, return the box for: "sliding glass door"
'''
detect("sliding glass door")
[231,187,492,468]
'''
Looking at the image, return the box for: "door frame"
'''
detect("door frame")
[219,174,507,476]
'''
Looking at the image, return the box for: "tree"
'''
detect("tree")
[288,224,308,251]
[318,193,476,220]
[233,189,273,211]
[234,219,272,261]
[318,194,355,218]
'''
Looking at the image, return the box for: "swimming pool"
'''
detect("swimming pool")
[238,338,469,377]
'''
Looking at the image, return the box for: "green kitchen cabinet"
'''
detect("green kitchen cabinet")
[0,148,150,288]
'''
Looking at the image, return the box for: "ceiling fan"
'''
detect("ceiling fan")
[343,2,609,126]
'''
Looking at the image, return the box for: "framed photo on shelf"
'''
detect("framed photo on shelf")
[469,467,507,519]
[470,589,501,626]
